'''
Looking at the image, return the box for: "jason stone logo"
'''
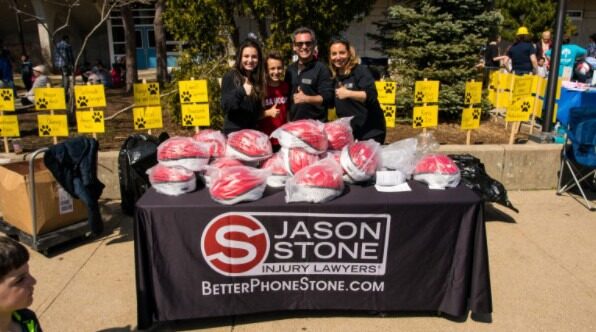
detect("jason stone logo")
[201,212,391,277]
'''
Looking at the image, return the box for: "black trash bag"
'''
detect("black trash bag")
[449,154,519,213]
[119,133,169,215]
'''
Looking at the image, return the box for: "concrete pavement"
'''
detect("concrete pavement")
[25,190,596,331]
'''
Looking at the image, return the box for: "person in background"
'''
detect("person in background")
[545,36,587,81]
[0,236,42,332]
[20,55,33,91]
[535,30,552,66]
[328,37,386,144]
[258,51,289,151]
[285,27,333,122]
[506,26,538,75]
[536,57,548,78]
[483,34,507,87]
[0,39,14,90]
[221,38,265,135]
[21,65,49,105]
[110,62,122,88]
[54,35,74,91]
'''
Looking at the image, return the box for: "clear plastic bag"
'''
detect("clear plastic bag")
[285,157,345,203]
[192,129,227,158]
[157,136,210,171]
[280,147,320,175]
[381,137,417,176]
[416,131,440,155]
[225,129,273,162]
[270,119,328,154]
[147,164,196,196]
[208,165,270,205]
[413,154,461,190]
[261,152,289,188]
[340,139,382,183]
[201,157,244,188]
[324,116,354,151]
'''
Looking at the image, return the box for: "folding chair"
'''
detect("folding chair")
[556,106,596,211]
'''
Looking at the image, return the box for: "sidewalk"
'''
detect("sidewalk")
[26,190,596,331]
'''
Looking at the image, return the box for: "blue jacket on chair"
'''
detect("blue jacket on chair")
[44,136,105,235]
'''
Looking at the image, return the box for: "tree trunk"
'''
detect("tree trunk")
[154,0,168,85]
[121,4,137,94]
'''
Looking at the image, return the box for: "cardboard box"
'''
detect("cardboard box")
[0,159,87,235]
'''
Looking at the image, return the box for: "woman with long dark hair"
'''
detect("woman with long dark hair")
[221,38,265,134]
[328,37,386,144]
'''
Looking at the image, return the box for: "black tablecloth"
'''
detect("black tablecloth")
[135,182,492,329]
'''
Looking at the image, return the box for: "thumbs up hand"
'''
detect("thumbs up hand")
[335,84,350,100]
[265,103,280,118]
[293,86,308,104]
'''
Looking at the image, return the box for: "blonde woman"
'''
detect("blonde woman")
[329,37,386,143]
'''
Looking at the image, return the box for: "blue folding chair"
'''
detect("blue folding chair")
[556,107,596,210]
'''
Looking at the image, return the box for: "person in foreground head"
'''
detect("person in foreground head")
[285,27,334,122]
[328,37,386,144]
[0,236,42,332]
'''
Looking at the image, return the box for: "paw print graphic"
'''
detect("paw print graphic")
[465,93,471,104]
[472,109,480,120]
[415,91,425,103]
[135,117,146,129]
[383,83,395,94]
[384,110,394,118]
[521,101,531,113]
[181,91,192,103]
[77,96,89,108]
[40,124,51,136]
[147,83,159,95]
[183,114,194,126]
[413,116,424,127]
[92,111,103,123]
[1,90,11,101]
[36,98,49,109]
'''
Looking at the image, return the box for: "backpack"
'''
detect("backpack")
[118,133,168,215]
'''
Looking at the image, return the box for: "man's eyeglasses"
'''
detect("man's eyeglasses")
[294,41,313,48]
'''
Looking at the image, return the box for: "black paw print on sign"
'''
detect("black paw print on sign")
[465,93,471,104]
[36,98,48,109]
[77,96,89,108]
[415,91,425,103]
[413,116,424,127]
[40,124,51,136]
[183,114,194,126]
[92,111,103,123]
[472,109,480,120]
[135,117,146,129]
[521,101,531,113]
[383,83,395,94]
[147,84,158,95]
[384,109,394,118]
[181,91,192,103]
[1,90,11,101]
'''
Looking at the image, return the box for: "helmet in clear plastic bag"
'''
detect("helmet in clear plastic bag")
[193,129,227,158]
[157,136,210,171]
[147,164,197,196]
[225,129,273,162]
[271,119,328,154]
[413,154,461,189]
[209,166,270,205]
[285,158,344,203]
[340,140,381,183]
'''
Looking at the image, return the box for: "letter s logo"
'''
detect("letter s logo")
[201,213,269,276]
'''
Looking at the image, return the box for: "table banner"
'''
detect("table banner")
[135,184,492,329]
